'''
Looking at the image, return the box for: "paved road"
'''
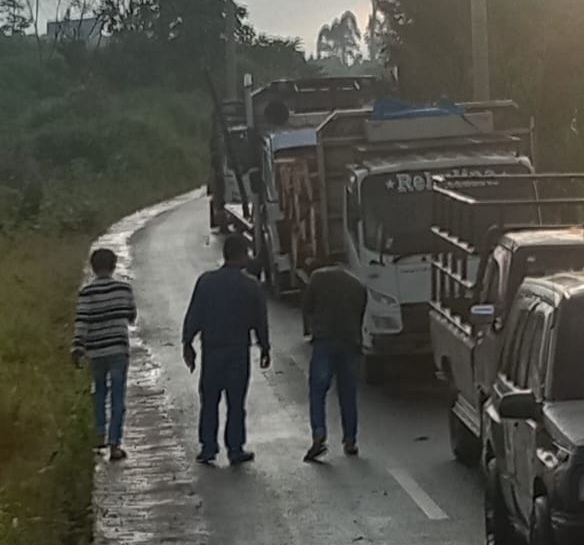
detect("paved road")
[131,194,484,545]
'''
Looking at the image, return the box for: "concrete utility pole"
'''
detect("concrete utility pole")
[226,0,238,101]
[470,0,490,101]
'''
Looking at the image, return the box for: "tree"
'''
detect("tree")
[377,0,471,101]
[0,0,30,35]
[316,11,362,67]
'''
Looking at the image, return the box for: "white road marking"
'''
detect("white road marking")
[388,467,449,521]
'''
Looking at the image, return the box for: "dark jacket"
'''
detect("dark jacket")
[182,265,270,352]
[303,266,367,350]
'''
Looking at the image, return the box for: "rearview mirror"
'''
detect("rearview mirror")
[471,304,495,329]
[499,391,541,421]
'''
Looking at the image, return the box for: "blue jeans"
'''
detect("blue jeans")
[309,340,359,443]
[199,346,250,457]
[91,354,129,447]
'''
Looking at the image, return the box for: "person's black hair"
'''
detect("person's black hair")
[223,234,248,263]
[90,248,117,274]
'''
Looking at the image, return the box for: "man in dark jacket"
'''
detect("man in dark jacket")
[182,235,271,465]
[302,263,368,462]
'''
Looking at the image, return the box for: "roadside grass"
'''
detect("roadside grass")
[0,85,209,545]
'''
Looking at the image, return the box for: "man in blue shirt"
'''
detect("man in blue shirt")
[182,235,271,465]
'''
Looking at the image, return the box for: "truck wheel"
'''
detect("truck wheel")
[364,356,384,385]
[449,402,481,467]
[485,459,516,545]
[529,496,553,545]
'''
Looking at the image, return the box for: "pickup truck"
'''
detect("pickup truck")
[430,174,584,466]
[483,271,584,545]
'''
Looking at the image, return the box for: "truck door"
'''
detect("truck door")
[490,295,534,511]
[513,303,550,527]
[474,245,512,396]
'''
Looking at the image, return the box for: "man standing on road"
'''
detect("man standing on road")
[302,262,367,462]
[182,234,271,466]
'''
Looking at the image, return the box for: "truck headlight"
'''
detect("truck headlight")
[369,289,399,308]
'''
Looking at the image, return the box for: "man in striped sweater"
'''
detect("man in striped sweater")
[72,248,137,461]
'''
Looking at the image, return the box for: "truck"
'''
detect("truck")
[430,173,584,466]
[210,76,537,379]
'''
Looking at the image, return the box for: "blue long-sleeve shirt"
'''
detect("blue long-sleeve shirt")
[182,265,270,352]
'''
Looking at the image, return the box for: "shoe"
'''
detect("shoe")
[303,439,328,462]
[229,451,255,466]
[196,452,217,465]
[343,441,359,457]
[110,446,128,462]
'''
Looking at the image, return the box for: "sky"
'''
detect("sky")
[242,0,372,54]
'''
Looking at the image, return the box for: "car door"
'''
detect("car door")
[474,246,512,395]
[489,294,534,507]
[513,303,552,526]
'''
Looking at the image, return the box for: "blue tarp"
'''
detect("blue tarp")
[372,97,465,121]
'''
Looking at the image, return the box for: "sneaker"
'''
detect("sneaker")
[110,446,128,462]
[343,441,359,457]
[303,439,328,462]
[196,452,217,465]
[229,451,255,466]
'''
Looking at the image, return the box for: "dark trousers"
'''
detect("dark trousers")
[199,346,250,456]
[309,340,359,443]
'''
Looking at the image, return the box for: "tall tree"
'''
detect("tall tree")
[316,11,362,67]
[0,0,30,35]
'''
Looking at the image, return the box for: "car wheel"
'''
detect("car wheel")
[448,401,481,467]
[529,496,554,545]
[485,459,515,545]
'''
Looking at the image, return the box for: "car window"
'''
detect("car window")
[514,311,541,388]
[527,307,549,397]
[480,256,500,304]
[501,305,530,378]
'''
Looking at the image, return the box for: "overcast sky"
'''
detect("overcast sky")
[242,0,372,54]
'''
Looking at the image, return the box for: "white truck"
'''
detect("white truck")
[209,77,536,380]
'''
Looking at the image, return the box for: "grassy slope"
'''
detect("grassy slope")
[0,42,209,543]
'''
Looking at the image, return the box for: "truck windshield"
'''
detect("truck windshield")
[361,163,531,255]
[551,297,584,401]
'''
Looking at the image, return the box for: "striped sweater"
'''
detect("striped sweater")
[72,276,137,359]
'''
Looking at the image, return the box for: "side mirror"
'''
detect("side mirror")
[470,304,495,329]
[499,391,541,421]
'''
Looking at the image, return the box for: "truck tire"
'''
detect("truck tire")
[529,496,553,545]
[364,355,385,385]
[449,401,481,467]
[485,459,516,545]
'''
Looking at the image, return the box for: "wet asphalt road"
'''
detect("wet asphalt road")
[130,194,484,545]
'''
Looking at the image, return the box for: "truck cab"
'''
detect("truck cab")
[483,272,584,545]
[431,174,584,466]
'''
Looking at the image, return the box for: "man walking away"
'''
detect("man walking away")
[302,263,367,462]
[72,248,137,462]
[182,234,271,466]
